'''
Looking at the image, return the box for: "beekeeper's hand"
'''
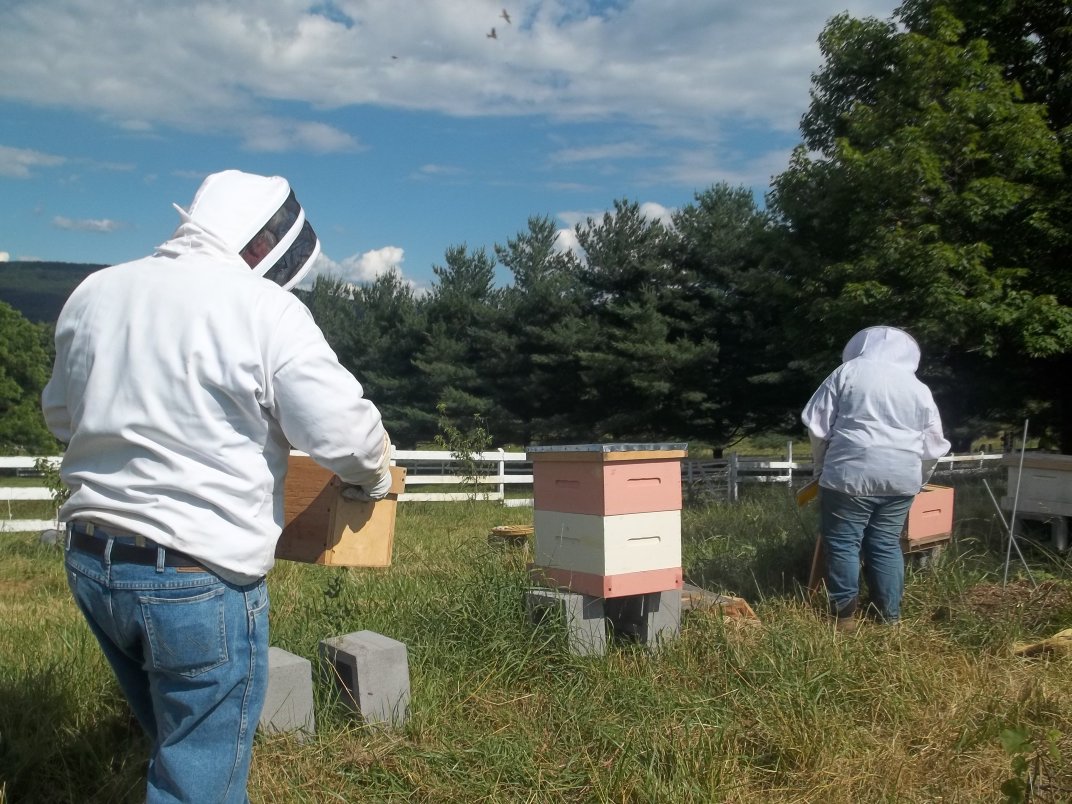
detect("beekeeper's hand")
[341,433,393,502]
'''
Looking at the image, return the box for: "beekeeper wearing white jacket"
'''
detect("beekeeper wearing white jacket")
[42,170,392,804]
[801,325,950,630]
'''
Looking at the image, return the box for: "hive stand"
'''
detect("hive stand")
[604,589,682,646]
[259,647,315,739]
[524,588,608,656]
[319,631,410,728]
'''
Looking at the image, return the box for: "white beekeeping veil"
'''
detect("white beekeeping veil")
[177,170,322,291]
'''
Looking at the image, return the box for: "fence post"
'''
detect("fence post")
[728,452,739,504]
[787,440,793,489]
[497,448,505,501]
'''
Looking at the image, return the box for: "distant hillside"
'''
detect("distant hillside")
[0,261,109,323]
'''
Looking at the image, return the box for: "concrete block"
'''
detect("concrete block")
[319,631,410,728]
[606,590,681,648]
[259,647,315,738]
[525,588,607,656]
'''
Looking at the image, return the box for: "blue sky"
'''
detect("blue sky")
[0,0,896,293]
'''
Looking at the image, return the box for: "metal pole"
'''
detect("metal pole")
[1003,419,1030,587]
[983,479,1036,588]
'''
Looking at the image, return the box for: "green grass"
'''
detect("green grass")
[2,482,1072,803]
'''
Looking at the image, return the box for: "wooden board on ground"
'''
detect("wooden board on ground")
[680,583,758,620]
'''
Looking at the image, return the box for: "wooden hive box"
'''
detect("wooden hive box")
[526,443,687,598]
[901,484,954,552]
[529,443,686,516]
[277,455,407,567]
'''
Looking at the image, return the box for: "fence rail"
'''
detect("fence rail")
[2,449,1006,534]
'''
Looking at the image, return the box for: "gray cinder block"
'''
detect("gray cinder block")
[259,647,315,738]
[606,590,681,648]
[319,631,410,728]
[525,588,607,656]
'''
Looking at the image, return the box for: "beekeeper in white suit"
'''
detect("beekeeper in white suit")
[42,170,392,803]
[801,325,950,630]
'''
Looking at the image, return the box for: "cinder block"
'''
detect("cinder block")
[525,588,607,656]
[259,647,315,738]
[605,590,681,648]
[319,631,410,728]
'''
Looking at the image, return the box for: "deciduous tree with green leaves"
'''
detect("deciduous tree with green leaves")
[771,3,1072,448]
[0,302,60,454]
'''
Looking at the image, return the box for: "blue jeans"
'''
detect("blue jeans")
[64,526,269,804]
[819,489,914,623]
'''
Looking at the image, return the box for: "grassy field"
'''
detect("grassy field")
[2,473,1071,803]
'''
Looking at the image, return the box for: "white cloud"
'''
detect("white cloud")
[553,227,583,259]
[549,142,648,164]
[413,164,464,178]
[638,201,674,227]
[52,216,123,233]
[241,119,362,154]
[0,251,9,262]
[0,1,898,151]
[0,144,66,178]
[312,246,407,285]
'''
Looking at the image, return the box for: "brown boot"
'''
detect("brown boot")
[835,616,858,634]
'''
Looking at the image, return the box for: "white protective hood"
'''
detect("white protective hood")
[801,325,950,495]
[171,170,321,291]
[841,326,920,373]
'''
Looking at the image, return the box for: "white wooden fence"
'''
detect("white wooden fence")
[1,450,1006,534]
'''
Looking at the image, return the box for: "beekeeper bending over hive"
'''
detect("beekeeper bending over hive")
[801,326,950,630]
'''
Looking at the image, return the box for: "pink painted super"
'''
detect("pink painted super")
[532,456,683,515]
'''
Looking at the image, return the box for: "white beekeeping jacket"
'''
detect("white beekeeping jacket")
[801,326,951,496]
[42,171,388,584]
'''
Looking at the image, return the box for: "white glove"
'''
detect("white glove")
[340,476,390,502]
[340,433,393,502]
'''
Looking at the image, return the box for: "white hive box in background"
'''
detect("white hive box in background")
[1000,453,1072,517]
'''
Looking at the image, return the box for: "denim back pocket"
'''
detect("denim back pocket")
[140,585,229,678]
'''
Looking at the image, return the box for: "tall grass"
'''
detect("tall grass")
[2,477,1071,803]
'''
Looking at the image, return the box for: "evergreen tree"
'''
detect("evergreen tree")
[413,245,509,443]
[571,200,707,441]
[670,184,804,445]
[494,216,587,444]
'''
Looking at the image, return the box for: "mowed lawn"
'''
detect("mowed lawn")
[2,482,1071,803]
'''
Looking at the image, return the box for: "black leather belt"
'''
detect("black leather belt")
[68,523,205,569]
